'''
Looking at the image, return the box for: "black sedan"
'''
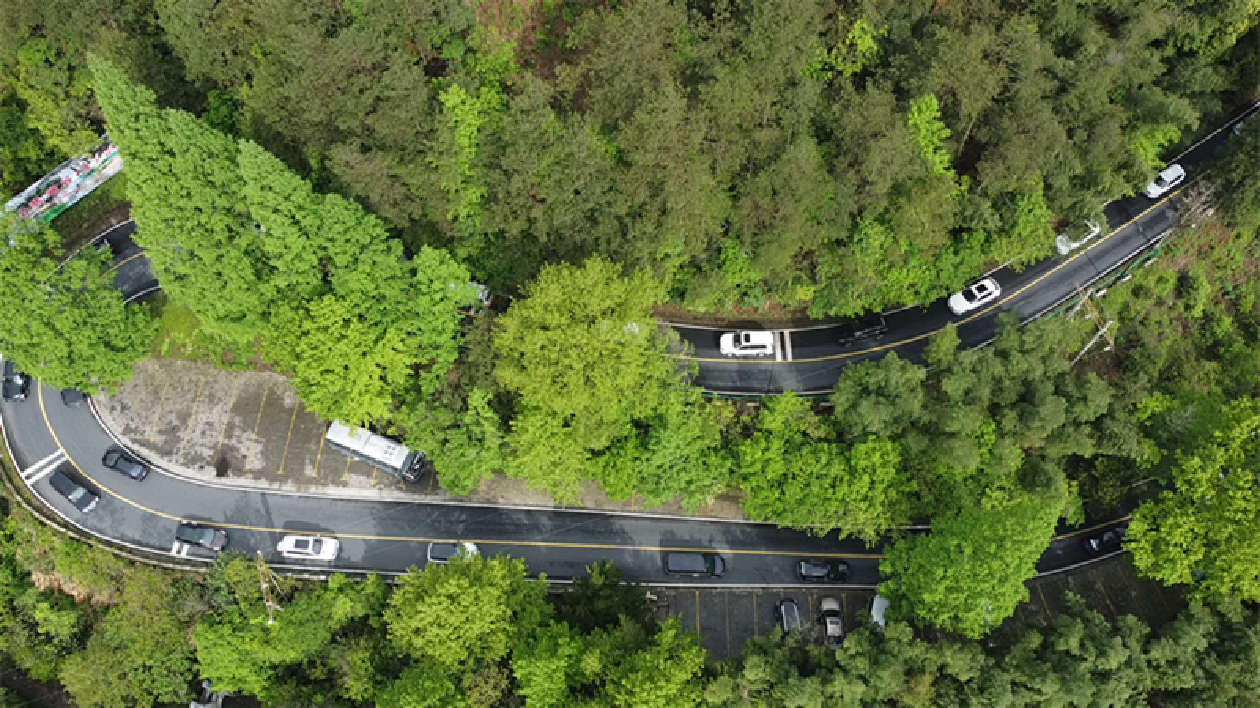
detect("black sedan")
[175,522,227,551]
[798,558,850,582]
[102,448,150,481]
[1080,523,1129,557]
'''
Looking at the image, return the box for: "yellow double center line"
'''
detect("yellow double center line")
[31,384,871,557]
[682,188,1184,364]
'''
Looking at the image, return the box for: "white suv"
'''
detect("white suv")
[719,331,775,357]
[819,597,844,648]
[1144,164,1185,198]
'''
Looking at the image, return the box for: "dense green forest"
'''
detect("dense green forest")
[3,0,1260,644]
[3,0,1258,309]
[2,500,1259,708]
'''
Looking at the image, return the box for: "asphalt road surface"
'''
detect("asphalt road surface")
[3,376,1134,583]
[676,101,1259,395]
[5,102,1249,581]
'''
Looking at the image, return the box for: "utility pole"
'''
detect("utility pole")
[256,551,283,625]
[1068,283,1115,365]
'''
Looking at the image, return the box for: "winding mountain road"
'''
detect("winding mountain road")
[677,103,1257,395]
[2,103,1252,584]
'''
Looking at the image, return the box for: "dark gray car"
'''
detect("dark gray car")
[60,388,85,407]
[776,598,802,634]
[836,314,888,346]
[102,448,150,481]
[175,523,227,551]
[48,469,98,513]
[664,552,726,577]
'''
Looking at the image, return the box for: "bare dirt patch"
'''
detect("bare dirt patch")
[30,571,117,606]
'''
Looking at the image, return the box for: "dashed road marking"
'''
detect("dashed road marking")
[681,190,1185,366]
[22,450,66,484]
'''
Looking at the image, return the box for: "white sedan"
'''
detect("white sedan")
[1144,163,1185,199]
[948,278,1001,315]
[276,535,340,561]
[718,330,776,357]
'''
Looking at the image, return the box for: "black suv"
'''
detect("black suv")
[49,469,98,513]
[837,314,888,346]
[175,523,228,551]
[798,558,850,582]
[102,448,150,481]
[664,552,726,577]
[2,360,29,402]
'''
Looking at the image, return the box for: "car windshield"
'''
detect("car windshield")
[308,539,323,553]
[1155,176,1168,187]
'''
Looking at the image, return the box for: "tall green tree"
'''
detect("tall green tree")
[495,256,712,502]
[1126,398,1260,601]
[0,91,53,194]
[0,218,154,393]
[738,393,913,542]
[384,554,551,671]
[59,567,197,708]
[879,493,1064,638]
[1212,118,1260,237]
[89,56,267,346]
[239,138,476,424]
[195,572,388,702]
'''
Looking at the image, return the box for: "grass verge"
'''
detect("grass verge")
[149,294,261,370]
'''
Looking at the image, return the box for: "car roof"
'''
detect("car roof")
[48,469,76,491]
[739,330,775,344]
